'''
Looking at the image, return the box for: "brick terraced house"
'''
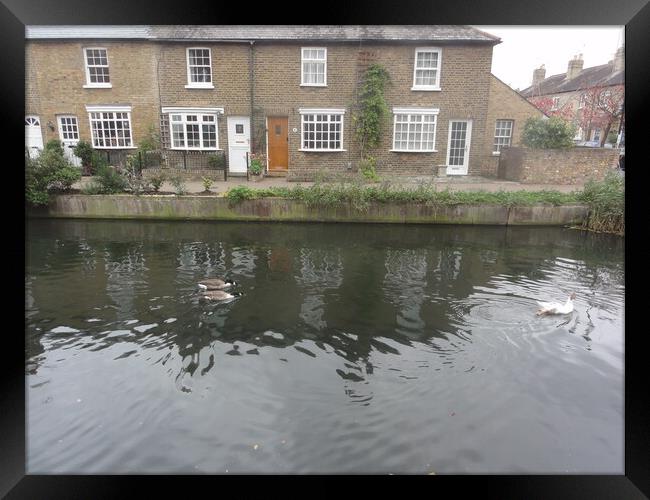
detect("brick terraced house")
[520,49,625,148]
[25,25,543,180]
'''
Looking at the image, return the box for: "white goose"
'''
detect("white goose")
[536,292,576,316]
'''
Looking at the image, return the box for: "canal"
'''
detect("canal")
[26,219,624,473]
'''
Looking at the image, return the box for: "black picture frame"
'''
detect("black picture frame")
[5,0,647,497]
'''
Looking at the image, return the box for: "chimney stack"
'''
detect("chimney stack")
[566,54,584,80]
[532,64,546,86]
[614,46,624,72]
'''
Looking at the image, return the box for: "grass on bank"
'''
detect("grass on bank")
[225,182,581,209]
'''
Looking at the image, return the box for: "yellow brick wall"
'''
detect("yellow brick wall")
[26,41,160,149]
[27,39,499,179]
[483,75,544,176]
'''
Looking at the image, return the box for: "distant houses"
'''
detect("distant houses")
[519,48,625,148]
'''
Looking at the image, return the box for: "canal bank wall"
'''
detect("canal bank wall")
[28,195,589,226]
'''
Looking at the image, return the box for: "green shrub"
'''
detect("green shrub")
[359,156,380,182]
[25,145,82,206]
[170,176,187,195]
[122,155,151,195]
[72,141,94,172]
[94,164,128,194]
[208,152,226,169]
[202,176,214,191]
[226,185,256,203]
[81,182,105,195]
[44,139,65,157]
[149,173,166,192]
[577,171,624,235]
[522,116,576,149]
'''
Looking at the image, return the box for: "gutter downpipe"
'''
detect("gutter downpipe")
[250,41,255,160]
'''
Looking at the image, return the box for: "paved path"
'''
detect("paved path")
[74,175,584,195]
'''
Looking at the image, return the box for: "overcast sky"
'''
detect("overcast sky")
[474,26,624,91]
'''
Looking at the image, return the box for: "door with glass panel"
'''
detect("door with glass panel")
[446,119,472,175]
[25,116,44,158]
[227,116,251,175]
[57,115,82,167]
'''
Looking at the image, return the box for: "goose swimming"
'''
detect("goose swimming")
[536,292,576,316]
[200,290,242,302]
[197,278,236,291]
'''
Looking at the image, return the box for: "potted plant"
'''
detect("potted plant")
[249,153,265,181]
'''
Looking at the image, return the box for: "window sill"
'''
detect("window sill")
[492,151,501,156]
[300,84,328,87]
[83,83,112,89]
[94,146,137,149]
[185,84,215,89]
[390,149,438,153]
[169,148,223,151]
[299,149,346,152]
[411,86,441,92]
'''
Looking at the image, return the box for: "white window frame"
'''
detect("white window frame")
[185,48,214,89]
[578,93,586,109]
[551,97,560,110]
[85,105,135,149]
[83,47,112,88]
[492,119,514,155]
[592,128,602,142]
[411,47,442,91]
[391,107,439,152]
[162,106,223,151]
[299,108,345,152]
[57,115,80,141]
[300,47,327,87]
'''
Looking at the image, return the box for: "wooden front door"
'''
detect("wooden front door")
[267,117,288,171]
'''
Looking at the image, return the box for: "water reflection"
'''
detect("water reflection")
[26,220,624,473]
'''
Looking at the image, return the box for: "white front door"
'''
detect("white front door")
[446,119,472,175]
[227,116,251,175]
[57,115,82,167]
[25,116,44,158]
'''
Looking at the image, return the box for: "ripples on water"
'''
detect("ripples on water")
[26,221,624,474]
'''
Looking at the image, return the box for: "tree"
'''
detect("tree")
[528,96,575,122]
[576,85,624,147]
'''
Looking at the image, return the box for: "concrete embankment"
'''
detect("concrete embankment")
[28,194,589,226]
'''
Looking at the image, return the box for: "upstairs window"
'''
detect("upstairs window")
[578,93,586,109]
[493,119,514,154]
[83,48,111,88]
[186,48,213,88]
[301,48,327,86]
[412,48,441,91]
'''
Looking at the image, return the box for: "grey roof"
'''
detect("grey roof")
[26,25,501,44]
[25,25,151,39]
[520,63,624,97]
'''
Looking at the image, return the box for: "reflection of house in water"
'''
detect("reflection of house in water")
[230,247,258,278]
[295,248,343,331]
[383,249,428,338]
[105,244,147,317]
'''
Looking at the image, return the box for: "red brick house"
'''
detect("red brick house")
[26,25,542,180]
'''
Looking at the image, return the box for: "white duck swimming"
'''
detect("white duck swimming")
[197,277,236,291]
[536,292,576,316]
